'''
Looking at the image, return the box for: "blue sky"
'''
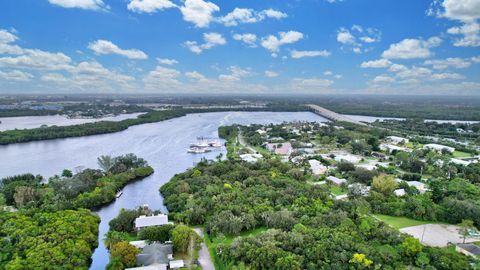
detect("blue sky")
[0,0,479,95]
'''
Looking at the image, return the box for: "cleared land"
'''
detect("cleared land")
[373,214,439,229]
[400,224,480,247]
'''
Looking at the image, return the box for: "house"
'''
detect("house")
[333,153,362,164]
[266,142,292,156]
[423,143,455,153]
[308,159,327,175]
[136,243,173,267]
[405,181,427,193]
[256,129,267,135]
[126,265,167,270]
[394,189,406,197]
[449,158,472,166]
[380,143,412,154]
[130,240,148,249]
[387,136,409,144]
[135,214,172,230]
[326,176,347,186]
[239,153,262,163]
[169,260,185,269]
[456,243,480,257]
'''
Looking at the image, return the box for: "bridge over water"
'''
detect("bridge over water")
[306,104,366,125]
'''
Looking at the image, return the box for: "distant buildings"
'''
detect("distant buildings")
[386,136,409,145]
[266,142,292,156]
[423,143,455,153]
[380,143,412,153]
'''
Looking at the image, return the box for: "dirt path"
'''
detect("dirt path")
[193,228,215,270]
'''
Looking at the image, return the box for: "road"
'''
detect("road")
[306,104,366,126]
[193,228,215,270]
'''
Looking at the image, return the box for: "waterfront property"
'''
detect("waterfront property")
[134,214,172,230]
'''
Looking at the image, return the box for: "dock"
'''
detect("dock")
[306,104,366,125]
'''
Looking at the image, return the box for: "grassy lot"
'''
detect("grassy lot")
[453,150,472,158]
[373,214,442,229]
[329,185,347,196]
[204,227,269,270]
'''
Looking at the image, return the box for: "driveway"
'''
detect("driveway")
[400,224,480,247]
[193,228,215,270]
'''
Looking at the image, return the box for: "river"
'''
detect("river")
[0,112,145,131]
[0,111,328,269]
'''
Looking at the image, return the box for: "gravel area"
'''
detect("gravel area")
[400,224,479,247]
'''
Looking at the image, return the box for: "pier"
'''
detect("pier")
[306,104,366,125]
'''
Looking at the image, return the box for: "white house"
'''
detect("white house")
[308,159,327,175]
[386,136,409,145]
[423,143,455,153]
[326,176,347,186]
[334,153,362,164]
[135,214,172,230]
[405,181,427,193]
[449,158,472,166]
[239,153,263,163]
[380,143,412,153]
[169,260,185,269]
[394,189,406,197]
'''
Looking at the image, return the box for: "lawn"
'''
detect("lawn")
[373,214,441,229]
[453,150,472,158]
[330,185,347,196]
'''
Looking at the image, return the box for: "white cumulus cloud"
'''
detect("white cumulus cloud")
[290,50,330,59]
[88,40,148,59]
[261,31,304,56]
[360,59,392,68]
[382,37,442,59]
[127,0,176,13]
[185,32,226,54]
[48,0,108,11]
[232,33,257,47]
[180,0,219,28]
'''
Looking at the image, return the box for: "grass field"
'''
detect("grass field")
[453,150,472,158]
[373,214,441,229]
[330,185,347,196]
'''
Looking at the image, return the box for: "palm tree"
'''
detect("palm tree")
[98,155,115,173]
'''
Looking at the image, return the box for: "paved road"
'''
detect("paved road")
[193,228,215,270]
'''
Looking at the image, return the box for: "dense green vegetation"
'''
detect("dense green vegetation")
[0,110,187,145]
[0,154,153,269]
[160,159,473,269]
[0,209,99,269]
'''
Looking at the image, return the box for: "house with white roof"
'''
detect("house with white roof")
[380,143,412,154]
[308,159,327,176]
[239,153,263,163]
[135,214,172,230]
[394,189,406,197]
[423,143,455,153]
[449,158,472,166]
[387,136,409,145]
[326,176,347,186]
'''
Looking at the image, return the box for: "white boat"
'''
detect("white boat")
[190,142,209,148]
[116,191,123,198]
[187,147,211,154]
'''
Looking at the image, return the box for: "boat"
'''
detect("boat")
[116,191,123,198]
[190,142,209,148]
[208,141,223,148]
[187,147,211,154]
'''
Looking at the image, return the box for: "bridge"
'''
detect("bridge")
[306,104,366,125]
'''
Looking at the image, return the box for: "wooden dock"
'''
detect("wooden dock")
[306,104,366,125]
